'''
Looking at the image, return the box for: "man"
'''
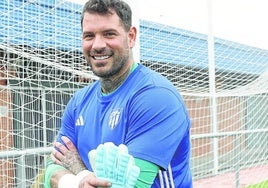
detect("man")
[44,0,192,187]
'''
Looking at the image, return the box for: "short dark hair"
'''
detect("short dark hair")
[81,0,132,31]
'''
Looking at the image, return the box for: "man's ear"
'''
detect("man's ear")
[128,26,137,48]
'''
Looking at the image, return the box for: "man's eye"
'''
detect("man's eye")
[104,32,116,37]
[83,34,94,39]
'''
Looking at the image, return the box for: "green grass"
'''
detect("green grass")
[245,180,268,188]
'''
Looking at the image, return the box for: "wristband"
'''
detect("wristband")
[76,170,93,183]
[58,173,78,188]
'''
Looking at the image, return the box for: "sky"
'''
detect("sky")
[69,0,268,50]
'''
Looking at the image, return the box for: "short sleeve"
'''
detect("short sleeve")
[56,95,77,145]
[125,86,190,170]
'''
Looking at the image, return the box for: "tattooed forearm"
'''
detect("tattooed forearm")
[60,151,87,175]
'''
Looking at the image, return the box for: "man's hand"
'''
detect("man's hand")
[51,136,87,174]
[50,136,112,188]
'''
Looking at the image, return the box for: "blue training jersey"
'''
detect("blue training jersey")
[57,64,192,187]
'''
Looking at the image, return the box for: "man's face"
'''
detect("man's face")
[82,11,136,78]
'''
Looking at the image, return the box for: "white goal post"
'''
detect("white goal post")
[0,0,267,187]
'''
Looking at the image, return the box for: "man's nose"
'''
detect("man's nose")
[92,35,106,50]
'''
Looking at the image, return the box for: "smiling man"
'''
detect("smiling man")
[44,0,192,187]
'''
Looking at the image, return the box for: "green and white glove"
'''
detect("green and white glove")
[88,142,140,188]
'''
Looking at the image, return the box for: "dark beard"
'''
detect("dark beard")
[90,55,129,79]
[92,59,125,78]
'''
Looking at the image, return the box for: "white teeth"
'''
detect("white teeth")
[94,55,110,60]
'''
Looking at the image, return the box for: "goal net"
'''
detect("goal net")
[0,0,267,187]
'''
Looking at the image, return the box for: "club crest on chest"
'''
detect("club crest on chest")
[108,108,121,130]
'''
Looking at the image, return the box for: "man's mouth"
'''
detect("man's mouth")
[93,55,111,60]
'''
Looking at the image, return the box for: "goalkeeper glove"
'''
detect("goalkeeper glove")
[88,142,140,188]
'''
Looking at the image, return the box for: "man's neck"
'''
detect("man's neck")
[100,63,133,94]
